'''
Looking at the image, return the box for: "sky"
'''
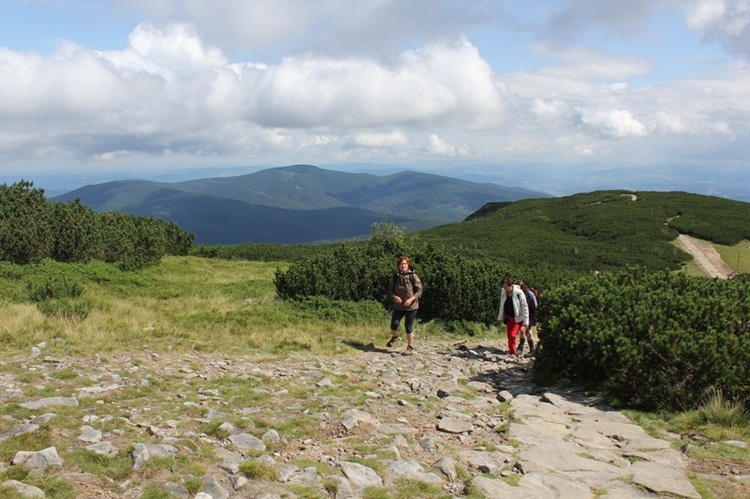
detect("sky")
[1,0,749,191]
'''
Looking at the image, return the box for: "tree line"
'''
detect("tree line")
[0,180,194,269]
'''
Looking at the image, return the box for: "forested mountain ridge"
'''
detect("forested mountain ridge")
[52,165,547,244]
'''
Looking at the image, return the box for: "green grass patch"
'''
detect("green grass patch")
[65,449,132,480]
[239,459,279,481]
[715,239,750,274]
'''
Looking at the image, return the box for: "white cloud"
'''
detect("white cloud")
[123,0,502,58]
[0,0,749,186]
[579,109,648,138]
[428,134,457,156]
[683,0,750,56]
[350,130,410,148]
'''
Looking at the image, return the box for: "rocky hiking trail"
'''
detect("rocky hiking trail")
[2,339,748,498]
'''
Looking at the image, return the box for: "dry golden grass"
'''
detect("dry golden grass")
[0,256,393,357]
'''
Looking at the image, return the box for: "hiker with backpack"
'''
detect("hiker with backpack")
[497,275,530,360]
[516,280,538,356]
[386,256,423,356]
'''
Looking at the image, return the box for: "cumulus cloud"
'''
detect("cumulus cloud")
[124,0,502,58]
[350,130,410,148]
[683,0,750,56]
[579,109,648,138]
[0,0,749,177]
[0,24,513,165]
[428,134,458,156]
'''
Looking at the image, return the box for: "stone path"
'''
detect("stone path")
[0,338,740,498]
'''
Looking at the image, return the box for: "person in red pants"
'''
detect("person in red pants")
[497,275,529,361]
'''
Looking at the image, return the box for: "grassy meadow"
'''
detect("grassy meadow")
[716,239,750,274]
[0,256,457,357]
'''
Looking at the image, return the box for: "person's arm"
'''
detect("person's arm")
[411,274,423,299]
[389,274,401,303]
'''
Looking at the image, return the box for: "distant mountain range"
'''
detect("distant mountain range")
[53,165,547,244]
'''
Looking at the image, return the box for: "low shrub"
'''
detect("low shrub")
[533,268,750,412]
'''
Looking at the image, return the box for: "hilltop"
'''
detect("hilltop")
[412,190,750,274]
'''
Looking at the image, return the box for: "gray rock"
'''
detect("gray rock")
[498,390,514,402]
[0,423,39,443]
[419,437,439,452]
[77,425,102,443]
[206,409,230,421]
[157,480,191,498]
[199,475,229,499]
[218,459,241,474]
[339,461,383,489]
[262,428,281,444]
[721,439,748,448]
[388,460,443,485]
[327,475,356,499]
[131,444,149,471]
[340,414,358,431]
[283,466,327,494]
[228,433,266,451]
[142,443,178,458]
[518,472,596,498]
[13,447,63,475]
[20,397,78,410]
[437,417,474,434]
[85,441,119,457]
[229,473,249,490]
[1,479,45,498]
[630,461,701,498]
[217,421,238,435]
[434,457,458,481]
[342,408,378,426]
[469,476,518,497]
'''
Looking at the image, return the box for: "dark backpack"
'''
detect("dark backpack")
[530,287,541,307]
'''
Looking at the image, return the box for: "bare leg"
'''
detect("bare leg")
[403,332,414,354]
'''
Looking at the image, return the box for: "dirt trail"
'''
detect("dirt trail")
[677,234,735,279]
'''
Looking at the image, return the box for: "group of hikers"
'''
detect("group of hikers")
[385,256,539,359]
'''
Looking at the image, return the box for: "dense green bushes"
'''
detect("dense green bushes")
[274,225,574,324]
[534,268,750,412]
[191,242,339,262]
[0,181,194,268]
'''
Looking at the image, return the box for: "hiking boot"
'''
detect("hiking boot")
[386,336,399,348]
[402,345,414,356]
[517,339,526,355]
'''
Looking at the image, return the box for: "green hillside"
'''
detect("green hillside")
[412,190,750,273]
